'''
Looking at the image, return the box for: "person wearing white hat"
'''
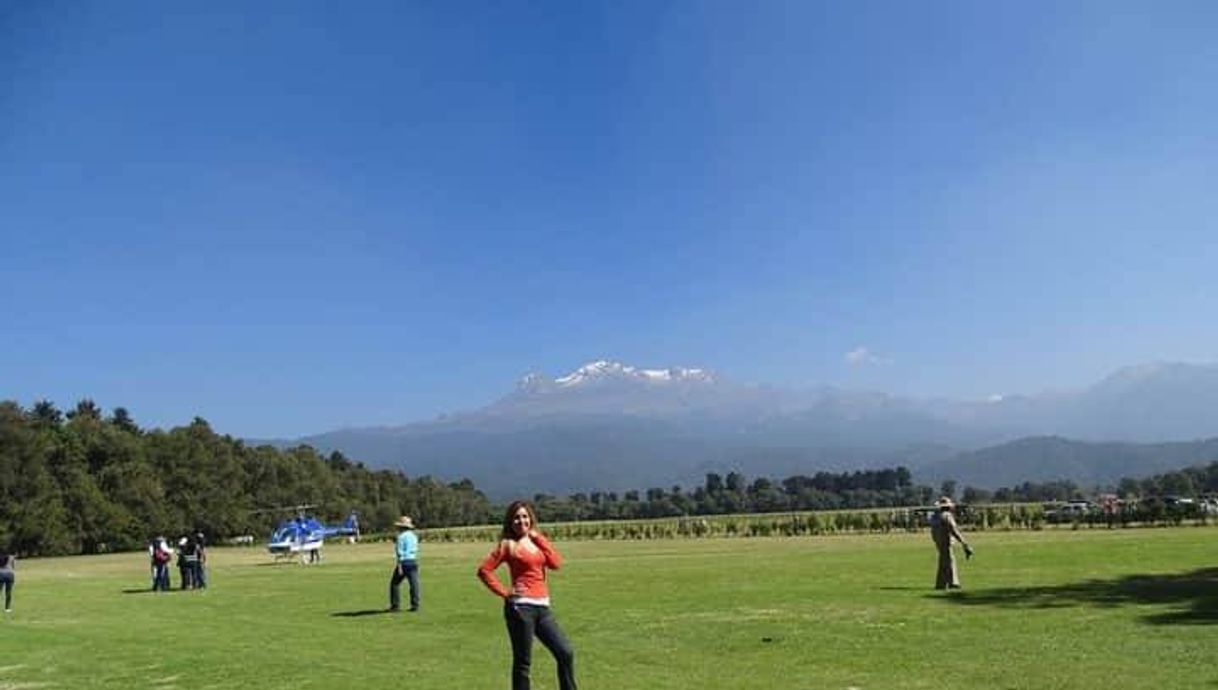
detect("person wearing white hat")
[930,497,973,589]
[388,516,419,612]
[177,536,197,590]
[150,536,173,591]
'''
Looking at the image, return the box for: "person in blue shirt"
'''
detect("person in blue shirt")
[388,516,420,612]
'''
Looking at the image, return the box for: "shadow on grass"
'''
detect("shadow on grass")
[936,567,1218,625]
[331,609,395,618]
[121,588,193,594]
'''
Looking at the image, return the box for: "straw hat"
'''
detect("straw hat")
[936,496,955,510]
[393,516,415,529]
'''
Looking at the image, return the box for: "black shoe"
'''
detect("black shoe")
[408,607,419,612]
[388,607,401,613]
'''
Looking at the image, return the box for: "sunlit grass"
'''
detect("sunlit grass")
[2,527,1215,689]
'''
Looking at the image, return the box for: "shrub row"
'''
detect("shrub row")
[413,503,1213,543]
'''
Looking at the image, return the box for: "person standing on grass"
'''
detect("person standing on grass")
[477,500,577,690]
[931,496,973,590]
[150,536,173,591]
[388,516,419,612]
[194,532,208,589]
[0,550,15,613]
[178,536,197,589]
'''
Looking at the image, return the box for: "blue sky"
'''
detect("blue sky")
[3,1,1216,438]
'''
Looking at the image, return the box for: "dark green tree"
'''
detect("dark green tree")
[109,407,141,434]
[939,480,957,501]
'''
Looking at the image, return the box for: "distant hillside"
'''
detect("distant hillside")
[284,416,957,499]
[261,359,1218,497]
[918,436,1218,489]
[942,362,1218,442]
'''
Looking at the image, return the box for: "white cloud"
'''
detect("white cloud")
[844,346,891,367]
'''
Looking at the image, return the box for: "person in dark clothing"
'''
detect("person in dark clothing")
[178,536,199,590]
[0,551,15,613]
[194,532,207,589]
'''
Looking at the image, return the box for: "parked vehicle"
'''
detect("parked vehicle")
[1043,500,1096,523]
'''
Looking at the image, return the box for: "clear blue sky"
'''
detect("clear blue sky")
[3,1,1216,438]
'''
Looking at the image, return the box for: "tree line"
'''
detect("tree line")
[528,466,936,522]
[519,462,1218,525]
[0,399,947,554]
[957,461,1218,504]
[6,397,1213,557]
[0,399,491,556]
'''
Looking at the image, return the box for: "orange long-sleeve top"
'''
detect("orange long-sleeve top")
[476,532,563,602]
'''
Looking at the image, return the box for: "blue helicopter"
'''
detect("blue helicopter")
[264,506,360,563]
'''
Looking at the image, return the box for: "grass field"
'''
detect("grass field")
[1,526,1215,689]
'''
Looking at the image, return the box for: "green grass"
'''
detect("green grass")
[2,527,1216,689]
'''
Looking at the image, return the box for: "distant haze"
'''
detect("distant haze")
[262,360,1218,498]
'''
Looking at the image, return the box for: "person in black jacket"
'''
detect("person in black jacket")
[177,536,198,590]
[0,550,16,613]
[194,532,208,589]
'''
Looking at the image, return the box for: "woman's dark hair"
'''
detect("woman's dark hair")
[499,500,538,540]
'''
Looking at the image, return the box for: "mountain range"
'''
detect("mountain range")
[261,360,1218,497]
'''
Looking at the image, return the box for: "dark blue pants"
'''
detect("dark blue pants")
[389,560,419,610]
[0,572,13,610]
[153,563,171,591]
[504,603,576,690]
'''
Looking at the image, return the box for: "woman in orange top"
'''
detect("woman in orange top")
[477,500,577,690]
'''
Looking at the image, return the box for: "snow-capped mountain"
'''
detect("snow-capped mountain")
[274,360,1218,498]
[549,360,715,387]
[514,360,716,394]
[490,360,739,419]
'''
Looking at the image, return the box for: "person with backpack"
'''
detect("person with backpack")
[150,536,173,591]
[0,550,15,613]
